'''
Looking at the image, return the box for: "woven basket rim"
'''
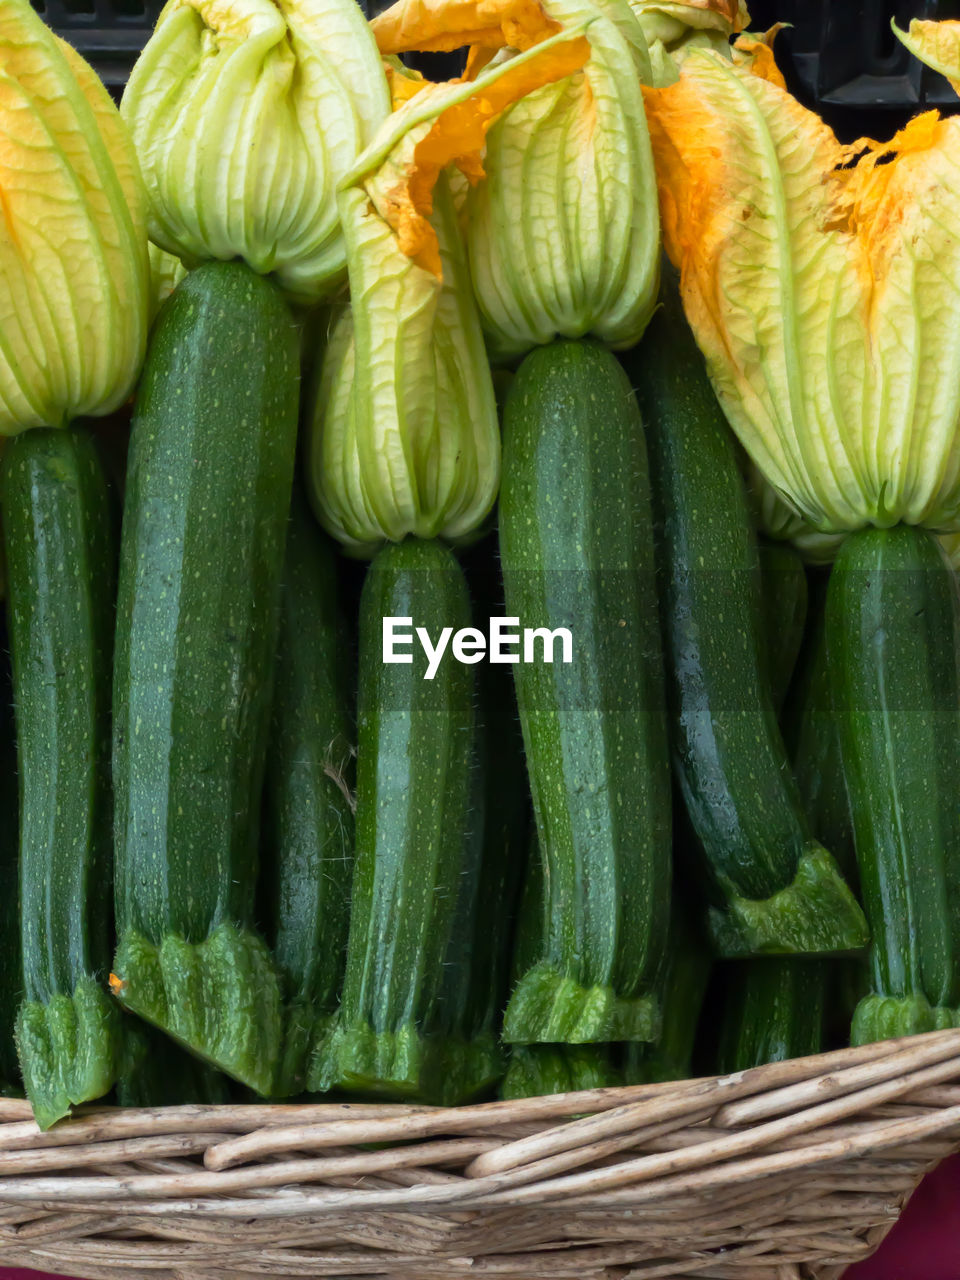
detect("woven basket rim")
[0,1028,956,1279]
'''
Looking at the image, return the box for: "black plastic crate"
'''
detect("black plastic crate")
[751,0,960,139]
[33,0,394,85]
[30,0,960,133]
[32,0,163,85]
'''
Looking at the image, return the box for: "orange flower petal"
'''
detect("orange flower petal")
[894,19,960,94]
[732,27,786,88]
[380,33,590,276]
[644,48,960,536]
[372,0,560,54]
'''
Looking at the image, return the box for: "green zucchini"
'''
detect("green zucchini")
[509,827,546,992]
[499,339,671,1045]
[624,900,712,1085]
[263,486,355,1097]
[111,262,299,1094]
[715,958,826,1073]
[310,538,476,1096]
[0,633,20,1094]
[785,587,857,888]
[758,540,808,713]
[420,646,528,1105]
[826,524,960,1041]
[624,277,866,959]
[116,1024,230,1107]
[502,1044,619,1100]
[502,831,619,1098]
[1,427,122,1128]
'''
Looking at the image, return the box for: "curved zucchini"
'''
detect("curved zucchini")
[2,428,122,1128]
[263,487,355,1097]
[111,262,299,1094]
[624,278,866,959]
[826,524,960,1041]
[310,538,476,1096]
[499,339,671,1045]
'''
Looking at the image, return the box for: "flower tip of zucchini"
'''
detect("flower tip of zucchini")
[644,42,960,545]
[347,22,592,281]
[0,0,149,435]
[121,0,391,302]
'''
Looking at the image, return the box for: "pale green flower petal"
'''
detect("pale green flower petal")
[122,0,390,303]
[309,30,591,552]
[0,2,148,434]
[371,0,661,358]
[629,0,747,84]
[466,0,659,357]
[309,178,499,554]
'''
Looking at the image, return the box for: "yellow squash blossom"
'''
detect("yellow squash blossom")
[121,0,390,303]
[0,0,148,434]
[644,35,960,545]
[894,18,960,90]
[309,27,590,553]
[372,0,660,359]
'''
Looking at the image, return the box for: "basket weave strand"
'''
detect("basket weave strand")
[0,1029,956,1278]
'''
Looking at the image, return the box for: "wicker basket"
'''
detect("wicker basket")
[0,1029,956,1278]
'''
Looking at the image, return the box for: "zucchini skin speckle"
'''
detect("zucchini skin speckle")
[499,339,672,1045]
[2,426,122,1128]
[111,261,299,1095]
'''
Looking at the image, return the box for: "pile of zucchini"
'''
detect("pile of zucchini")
[0,263,915,1125]
[5,0,960,1131]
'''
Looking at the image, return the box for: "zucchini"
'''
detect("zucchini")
[758,540,808,713]
[117,1024,230,1106]
[715,958,826,1072]
[624,278,867,959]
[785,587,857,888]
[624,900,711,1085]
[111,262,299,1095]
[263,486,355,1097]
[0,633,20,1094]
[826,524,960,1041]
[420,644,528,1105]
[499,339,671,1045]
[310,538,476,1096]
[502,1044,619,1100]
[1,427,122,1128]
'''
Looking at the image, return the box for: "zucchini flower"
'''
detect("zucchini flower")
[643,35,960,545]
[372,0,661,359]
[893,18,960,88]
[0,2,148,435]
[629,0,749,84]
[309,27,590,554]
[121,0,390,303]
